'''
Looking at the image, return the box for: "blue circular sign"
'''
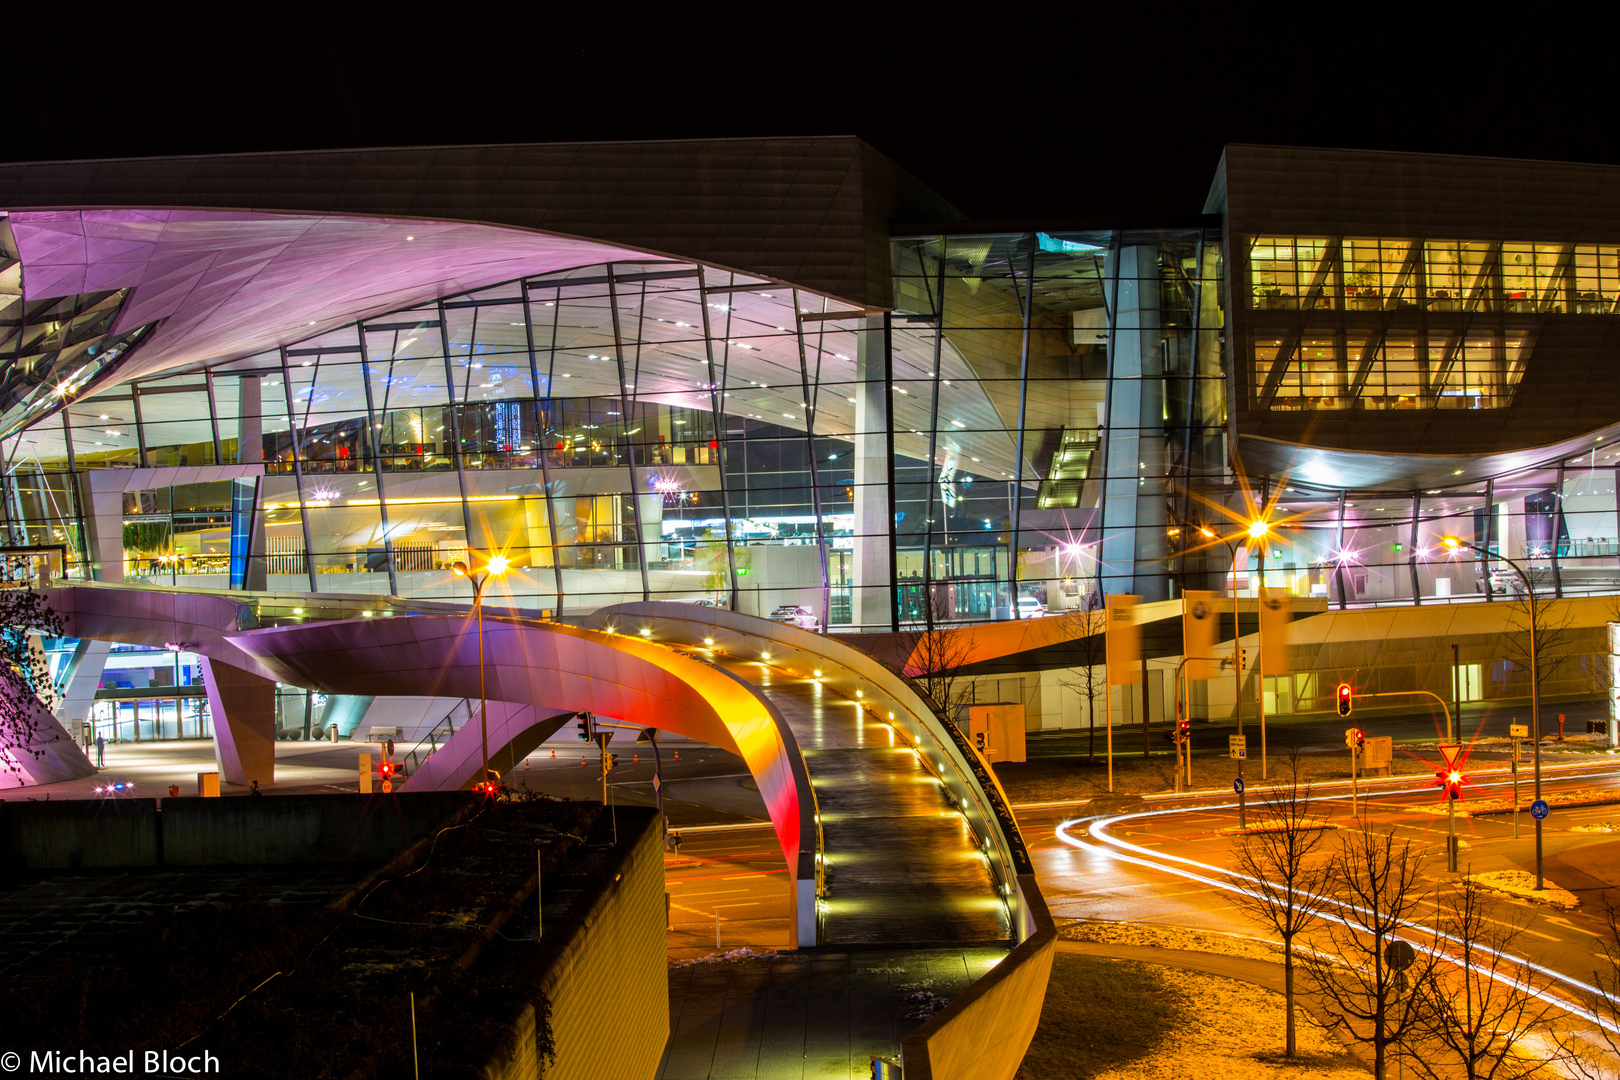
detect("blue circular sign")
[1234,777,1245,795]
[1530,799,1551,821]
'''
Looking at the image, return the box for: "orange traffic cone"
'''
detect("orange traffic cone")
[674,749,680,761]
[550,748,556,759]
[581,756,587,767]
[525,758,531,770]
[633,752,639,764]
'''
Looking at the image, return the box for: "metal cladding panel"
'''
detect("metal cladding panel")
[0,137,959,308]
[1221,144,1620,468]
[1221,144,1620,242]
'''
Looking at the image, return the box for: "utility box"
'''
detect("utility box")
[959,703,1027,764]
[1361,736,1393,776]
[197,772,220,798]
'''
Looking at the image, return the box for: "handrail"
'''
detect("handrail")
[402,698,470,774]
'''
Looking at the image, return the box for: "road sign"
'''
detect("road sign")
[1438,743,1462,770]
[592,731,614,749]
[1530,799,1550,820]
[651,774,662,793]
[1229,735,1247,760]
[1385,940,1416,971]
[1233,777,1245,795]
[1509,723,1529,739]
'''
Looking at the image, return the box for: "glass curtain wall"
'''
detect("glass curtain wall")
[0,233,1249,623]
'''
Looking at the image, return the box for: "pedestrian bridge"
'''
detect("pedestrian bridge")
[37,585,1037,952]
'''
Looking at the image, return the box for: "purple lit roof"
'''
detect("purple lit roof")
[6,208,678,385]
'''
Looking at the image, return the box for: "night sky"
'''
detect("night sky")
[11,14,1603,223]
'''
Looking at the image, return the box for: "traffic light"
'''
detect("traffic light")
[1336,683,1353,717]
[1176,717,1191,742]
[576,712,592,741]
[974,732,987,752]
[1344,727,1365,751]
[1356,729,1366,750]
[1437,769,1463,800]
[602,752,619,773]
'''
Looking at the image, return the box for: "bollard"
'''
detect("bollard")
[1558,713,1566,740]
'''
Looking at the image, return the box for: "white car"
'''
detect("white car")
[1015,596,1046,619]
[768,604,821,631]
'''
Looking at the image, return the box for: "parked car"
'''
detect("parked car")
[688,598,723,608]
[767,604,821,631]
[1015,596,1046,619]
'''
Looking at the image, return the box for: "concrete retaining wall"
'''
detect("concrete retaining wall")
[1,798,159,870]
[534,807,668,1080]
[0,792,474,869]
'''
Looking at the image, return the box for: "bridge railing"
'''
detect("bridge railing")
[589,602,1039,942]
[899,874,1056,1080]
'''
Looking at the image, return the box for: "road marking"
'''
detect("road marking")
[1544,916,1604,940]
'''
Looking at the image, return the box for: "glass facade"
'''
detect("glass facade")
[0,231,1234,624]
[5,220,1620,628]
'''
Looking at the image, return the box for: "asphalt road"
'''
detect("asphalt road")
[1017,754,1620,1032]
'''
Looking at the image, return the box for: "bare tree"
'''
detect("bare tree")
[0,573,65,778]
[1407,876,1567,1080]
[1056,592,1107,760]
[1561,900,1620,1078]
[1306,822,1442,1079]
[1501,581,1583,700]
[901,621,976,719]
[1228,749,1333,1057]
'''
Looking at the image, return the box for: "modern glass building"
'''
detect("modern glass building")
[4,138,1620,649]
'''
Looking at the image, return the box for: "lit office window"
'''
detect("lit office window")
[1422,241,1492,310]
[1249,236,1332,309]
[1342,238,1418,310]
[1572,245,1620,313]
[1501,243,1568,313]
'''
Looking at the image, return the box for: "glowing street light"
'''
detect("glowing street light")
[1441,533,1546,889]
[453,554,509,792]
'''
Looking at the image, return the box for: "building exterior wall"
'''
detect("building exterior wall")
[531,807,667,1080]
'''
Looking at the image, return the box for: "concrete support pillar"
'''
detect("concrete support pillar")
[636,493,665,565]
[0,694,95,790]
[79,474,127,583]
[238,375,263,465]
[201,656,276,787]
[852,317,893,629]
[1100,244,1169,601]
[54,637,111,732]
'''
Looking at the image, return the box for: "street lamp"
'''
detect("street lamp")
[453,553,510,792]
[1441,534,1545,890]
[1199,519,1270,738]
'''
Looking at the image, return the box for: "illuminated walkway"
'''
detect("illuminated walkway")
[725,663,1009,946]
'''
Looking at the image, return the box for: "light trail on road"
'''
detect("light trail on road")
[1051,757,1620,1041]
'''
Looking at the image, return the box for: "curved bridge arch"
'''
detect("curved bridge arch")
[226,615,821,944]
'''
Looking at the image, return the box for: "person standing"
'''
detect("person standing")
[95,733,105,768]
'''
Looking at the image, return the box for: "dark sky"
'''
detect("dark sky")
[12,15,1605,223]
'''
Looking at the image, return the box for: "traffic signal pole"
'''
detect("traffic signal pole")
[1173,656,1224,792]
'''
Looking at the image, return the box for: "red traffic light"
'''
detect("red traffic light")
[1336,683,1353,717]
[1435,768,1464,801]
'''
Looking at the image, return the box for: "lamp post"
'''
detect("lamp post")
[1200,519,1270,749]
[453,554,509,791]
[1441,534,1543,889]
